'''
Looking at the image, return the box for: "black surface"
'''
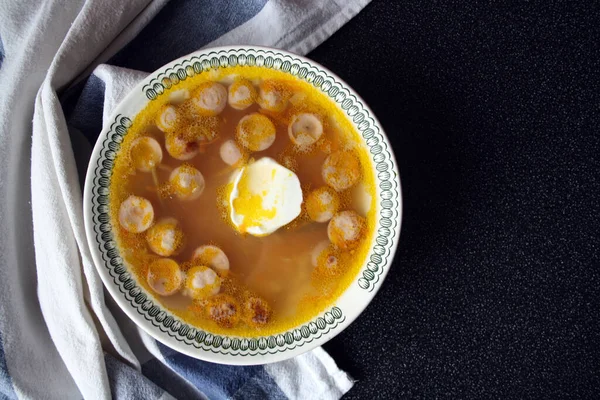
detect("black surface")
[311,2,600,398]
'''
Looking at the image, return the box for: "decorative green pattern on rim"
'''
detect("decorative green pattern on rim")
[91,48,399,356]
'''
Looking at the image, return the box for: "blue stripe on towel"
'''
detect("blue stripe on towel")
[110,0,269,72]
[0,35,4,69]
[104,353,167,399]
[142,357,206,400]
[0,332,17,400]
[67,74,106,145]
[157,342,287,400]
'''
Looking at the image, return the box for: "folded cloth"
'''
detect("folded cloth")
[0,0,370,399]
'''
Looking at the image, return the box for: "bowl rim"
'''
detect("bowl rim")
[83,45,403,365]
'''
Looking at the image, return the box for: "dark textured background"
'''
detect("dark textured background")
[313,2,600,398]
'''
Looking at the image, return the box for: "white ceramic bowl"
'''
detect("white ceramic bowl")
[83,46,402,365]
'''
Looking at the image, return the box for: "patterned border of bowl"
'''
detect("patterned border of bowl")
[83,46,402,365]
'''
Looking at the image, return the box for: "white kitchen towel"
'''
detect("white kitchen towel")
[0,0,369,399]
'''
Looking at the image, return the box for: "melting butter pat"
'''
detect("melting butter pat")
[229,157,302,236]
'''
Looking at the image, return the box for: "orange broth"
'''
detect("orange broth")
[109,66,377,336]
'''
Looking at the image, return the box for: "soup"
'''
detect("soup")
[109,65,377,336]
